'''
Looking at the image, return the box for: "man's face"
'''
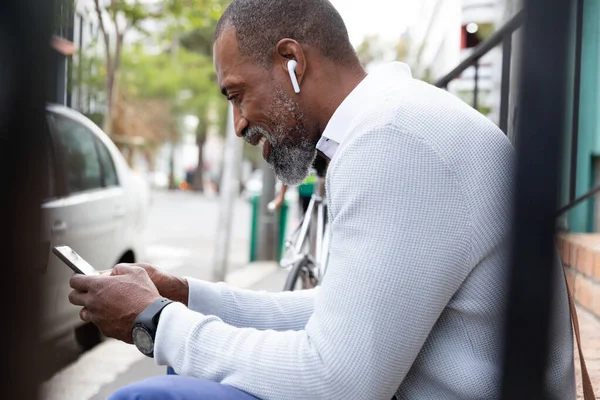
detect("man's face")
[214,29,318,185]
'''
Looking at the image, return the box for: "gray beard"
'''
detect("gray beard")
[244,125,316,186]
[267,135,316,185]
[244,86,317,185]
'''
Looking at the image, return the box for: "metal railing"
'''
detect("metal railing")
[434,1,593,220]
[435,10,524,134]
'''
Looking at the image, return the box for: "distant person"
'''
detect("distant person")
[69,1,575,399]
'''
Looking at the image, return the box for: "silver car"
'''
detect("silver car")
[41,104,149,348]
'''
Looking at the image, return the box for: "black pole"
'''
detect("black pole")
[500,0,574,399]
[0,0,54,398]
[569,0,584,204]
[500,35,512,134]
[473,62,479,110]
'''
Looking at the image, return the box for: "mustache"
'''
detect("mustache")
[243,126,273,145]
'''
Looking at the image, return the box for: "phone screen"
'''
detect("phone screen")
[53,246,100,276]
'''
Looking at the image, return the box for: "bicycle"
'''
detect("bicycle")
[278,175,329,291]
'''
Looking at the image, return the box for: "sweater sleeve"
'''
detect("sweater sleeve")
[154,127,473,400]
[185,278,316,331]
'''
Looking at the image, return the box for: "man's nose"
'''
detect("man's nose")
[233,108,248,138]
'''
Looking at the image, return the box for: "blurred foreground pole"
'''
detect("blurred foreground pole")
[257,163,279,261]
[213,104,242,281]
[0,0,53,398]
[501,0,573,398]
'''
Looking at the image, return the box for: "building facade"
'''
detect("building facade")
[50,0,102,115]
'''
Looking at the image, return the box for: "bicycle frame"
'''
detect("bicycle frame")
[280,177,329,283]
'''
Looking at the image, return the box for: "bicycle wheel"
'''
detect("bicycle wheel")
[283,258,318,291]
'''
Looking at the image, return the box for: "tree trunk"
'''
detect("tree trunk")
[144,147,157,172]
[126,144,135,168]
[168,142,177,190]
[102,72,114,135]
[192,133,206,192]
[101,32,123,136]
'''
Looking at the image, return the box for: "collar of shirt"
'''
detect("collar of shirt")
[315,62,412,160]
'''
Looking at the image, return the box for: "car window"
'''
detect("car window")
[44,116,56,200]
[95,138,119,187]
[46,144,56,199]
[53,115,102,194]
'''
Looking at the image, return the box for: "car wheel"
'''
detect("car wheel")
[74,322,102,351]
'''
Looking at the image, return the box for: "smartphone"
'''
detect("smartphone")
[52,246,100,276]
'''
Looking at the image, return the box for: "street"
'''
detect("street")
[144,189,251,279]
[42,189,289,400]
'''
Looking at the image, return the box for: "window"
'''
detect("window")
[53,115,102,194]
[95,138,119,187]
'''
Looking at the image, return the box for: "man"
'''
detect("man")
[69,0,575,399]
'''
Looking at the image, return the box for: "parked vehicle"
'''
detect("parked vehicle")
[41,104,149,348]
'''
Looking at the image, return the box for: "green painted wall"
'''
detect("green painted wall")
[559,0,577,219]
[564,0,600,232]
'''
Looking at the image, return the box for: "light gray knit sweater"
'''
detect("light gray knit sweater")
[154,63,575,399]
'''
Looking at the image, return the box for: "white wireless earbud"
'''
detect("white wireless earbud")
[287,60,301,94]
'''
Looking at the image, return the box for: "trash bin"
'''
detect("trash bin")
[249,194,289,262]
[249,195,260,262]
[278,200,289,258]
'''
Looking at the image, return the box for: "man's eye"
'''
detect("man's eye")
[227,94,239,102]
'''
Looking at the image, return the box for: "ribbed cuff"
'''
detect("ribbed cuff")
[185,278,224,317]
[154,302,199,368]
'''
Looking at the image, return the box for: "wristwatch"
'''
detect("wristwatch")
[132,298,173,358]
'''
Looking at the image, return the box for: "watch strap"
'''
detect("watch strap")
[134,298,173,340]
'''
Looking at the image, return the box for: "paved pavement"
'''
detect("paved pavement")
[143,190,253,278]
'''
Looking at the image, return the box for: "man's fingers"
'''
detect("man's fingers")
[70,274,98,291]
[79,307,91,323]
[111,264,145,276]
[112,263,157,277]
[68,290,88,307]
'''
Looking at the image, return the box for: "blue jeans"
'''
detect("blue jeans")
[109,368,259,400]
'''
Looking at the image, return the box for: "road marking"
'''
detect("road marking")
[42,262,280,400]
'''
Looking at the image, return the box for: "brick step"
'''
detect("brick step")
[558,234,600,319]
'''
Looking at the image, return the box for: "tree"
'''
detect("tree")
[356,34,387,68]
[119,34,221,189]
[114,0,230,191]
[170,0,231,192]
[89,0,168,135]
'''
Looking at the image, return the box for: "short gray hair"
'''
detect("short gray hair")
[214,0,359,68]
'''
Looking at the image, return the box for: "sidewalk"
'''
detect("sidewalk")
[575,307,600,399]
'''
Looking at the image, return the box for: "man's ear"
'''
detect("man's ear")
[275,39,306,90]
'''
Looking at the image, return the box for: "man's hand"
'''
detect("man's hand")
[69,265,161,344]
[115,263,189,306]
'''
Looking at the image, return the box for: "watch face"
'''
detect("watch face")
[132,326,154,356]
